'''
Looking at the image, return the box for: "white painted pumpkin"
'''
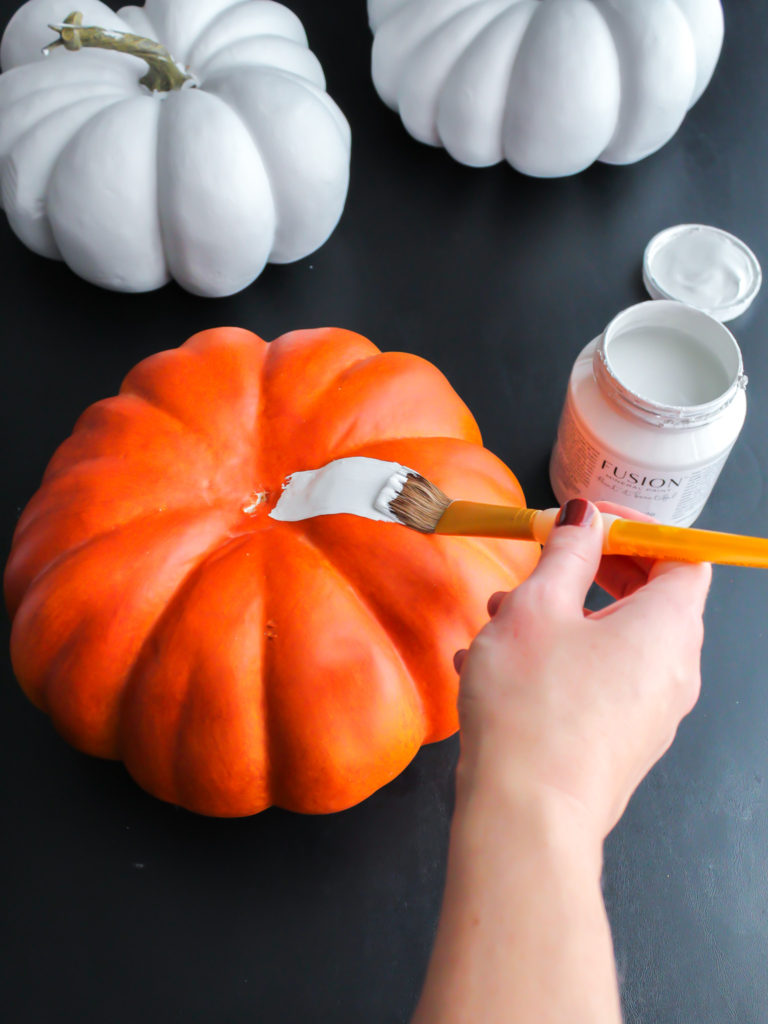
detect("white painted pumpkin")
[369,0,724,178]
[0,0,351,295]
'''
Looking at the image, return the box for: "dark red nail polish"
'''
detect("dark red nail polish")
[556,498,595,528]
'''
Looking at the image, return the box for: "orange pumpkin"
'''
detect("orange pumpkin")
[5,327,538,815]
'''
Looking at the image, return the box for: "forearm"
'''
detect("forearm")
[412,769,622,1024]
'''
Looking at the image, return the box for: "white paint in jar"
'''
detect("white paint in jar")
[549,300,748,526]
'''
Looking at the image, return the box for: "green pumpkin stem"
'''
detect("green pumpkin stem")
[43,11,193,92]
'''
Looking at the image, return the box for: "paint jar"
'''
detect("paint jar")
[549,300,747,526]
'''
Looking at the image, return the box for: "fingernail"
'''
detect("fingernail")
[556,498,595,528]
[453,649,467,674]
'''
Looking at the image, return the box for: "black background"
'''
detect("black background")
[2,1,767,1021]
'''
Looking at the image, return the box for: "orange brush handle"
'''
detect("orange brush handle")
[434,501,768,568]
[604,519,768,568]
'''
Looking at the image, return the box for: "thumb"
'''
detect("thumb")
[527,499,604,613]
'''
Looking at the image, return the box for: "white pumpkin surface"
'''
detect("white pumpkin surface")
[0,0,351,295]
[369,0,724,177]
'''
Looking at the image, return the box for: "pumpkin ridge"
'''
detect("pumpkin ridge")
[256,328,380,480]
[334,434,486,464]
[10,507,239,757]
[47,93,170,291]
[185,1,308,72]
[415,0,514,109]
[293,525,430,735]
[198,68,279,223]
[36,397,222,495]
[6,504,231,621]
[258,524,427,811]
[470,2,539,147]
[422,2,509,101]
[3,92,138,255]
[161,535,263,811]
[195,34,323,86]
[377,0,479,95]
[0,84,129,168]
[586,4,625,157]
[117,531,259,767]
[233,65,351,141]
[173,0,247,66]
[0,57,137,108]
[120,372,239,464]
[301,351,482,455]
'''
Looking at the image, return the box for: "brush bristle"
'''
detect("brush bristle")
[386,472,452,533]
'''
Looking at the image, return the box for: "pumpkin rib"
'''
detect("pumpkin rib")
[261,329,380,411]
[257,328,381,480]
[8,505,203,616]
[0,55,136,102]
[293,525,429,732]
[428,2,527,154]
[41,391,217,484]
[178,0,249,62]
[335,434,488,464]
[200,70,280,226]
[10,507,239,756]
[258,543,278,811]
[256,525,427,812]
[184,0,308,71]
[7,489,269,617]
[115,530,262,741]
[120,366,245,464]
[3,95,129,249]
[158,534,265,812]
[0,85,131,171]
[299,352,482,459]
[195,35,325,87]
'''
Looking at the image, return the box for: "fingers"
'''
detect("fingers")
[499,499,604,618]
[595,554,656,600]
[646,558,713,614]
[453,649,467,673]
[612,558,712,655]
[592,503,701,603]
[594,501,656,523]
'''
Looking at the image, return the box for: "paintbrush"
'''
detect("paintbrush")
[379,469,768,568]
[268,457,768,567]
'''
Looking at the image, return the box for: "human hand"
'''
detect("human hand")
[454,499,712,839]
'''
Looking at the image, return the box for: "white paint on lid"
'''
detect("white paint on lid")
[643,224,761,321]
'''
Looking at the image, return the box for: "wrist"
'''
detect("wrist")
[454,744,604,878]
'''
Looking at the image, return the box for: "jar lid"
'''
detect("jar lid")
[643,224,762,322]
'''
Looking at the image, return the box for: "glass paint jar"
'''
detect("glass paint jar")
[549,300,748,526]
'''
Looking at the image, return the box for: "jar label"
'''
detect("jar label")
[550,396,732,526]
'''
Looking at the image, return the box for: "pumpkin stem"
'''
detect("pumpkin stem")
[43,11,193,92]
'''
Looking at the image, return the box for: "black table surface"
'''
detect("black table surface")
[2,2,767,1021]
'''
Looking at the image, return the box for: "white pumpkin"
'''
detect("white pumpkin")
[369,0,724,178]
[0,0,351,296]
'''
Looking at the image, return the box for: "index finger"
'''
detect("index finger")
[615,556,712,627]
